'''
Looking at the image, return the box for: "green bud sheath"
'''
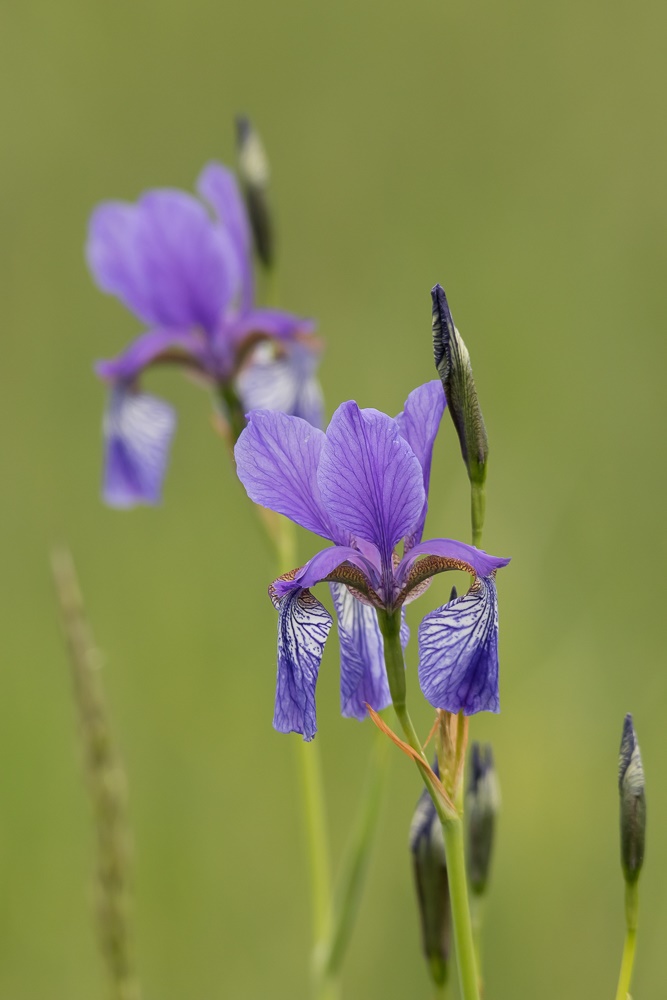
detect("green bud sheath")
[236,114,274,268]
[410,781,452,987]
[619,714,646,884]
[466,744,500,896]
[431,283,488,487]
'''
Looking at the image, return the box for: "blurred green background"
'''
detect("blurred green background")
[1,0,666,997]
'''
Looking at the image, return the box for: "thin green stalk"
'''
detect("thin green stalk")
[441,818,480,1000]
[615,882,639,1000]
[470,894,484,992]
[219,382,247,443]
[378,610,480,1000]
[434,980,450,1000]
[320,726,390,980]
[296,737,334,953]
[471,480,485,550]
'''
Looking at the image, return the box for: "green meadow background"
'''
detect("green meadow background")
[2,0,666,997]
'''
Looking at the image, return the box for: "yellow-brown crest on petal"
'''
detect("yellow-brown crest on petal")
[268,566,301,608]
[396,555,477,607]
[324,563,380,606]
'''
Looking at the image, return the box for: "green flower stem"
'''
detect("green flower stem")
[470,479,486,550]
[614,882,639,1000]
[319,725,390,981]
[377,610,480,1000]
[441,818,480,1000]
[297,738,337,998]
[470,894,484,993]
[219,381,247,444]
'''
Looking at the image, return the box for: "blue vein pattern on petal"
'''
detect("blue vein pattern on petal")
[103,386,176,507]
[273,588,333,741]
[395,381,447,546]
[318,402,425,563]
[417,577,500,715]
[332,584,410,720]
[234,410,333,538]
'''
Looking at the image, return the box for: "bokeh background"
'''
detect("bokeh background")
[2,0,666,997]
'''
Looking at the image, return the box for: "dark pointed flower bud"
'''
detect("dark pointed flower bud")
[431,283,488,489]
[619,714,646,884]
[466,743,499,896]
[235,114,274,268]
[409,773,451,987]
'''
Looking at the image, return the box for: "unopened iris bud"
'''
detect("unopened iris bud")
[409,775,451,987]
[235,114,274,268]
[466,743,500,896]
[431,283,489,489]
[619,714,646,884]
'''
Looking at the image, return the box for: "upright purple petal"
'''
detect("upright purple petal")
[418,577,500,715]
[318,402,425,567]
[396,381,447,546]
[234,410,333,538]
[102,386,176,507]
[332,585,409,720]
[273,588,333,741]
[87,191,238,333]
[95,327,210,382]
[197,163,254,312]
[236,339,324,429]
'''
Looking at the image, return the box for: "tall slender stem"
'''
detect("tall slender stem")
[614,882,639,1000]
[297,740,339,1000]
[320,726,389,980]
[440,819,480,1000]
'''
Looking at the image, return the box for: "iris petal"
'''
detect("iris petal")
[230,308,316,345]
[398,538,510,590]
[332,584,409,720]
[318,401,425,566]
[87,190,238,333]
[102,386,176,507]
[95,327,209,382]
[272,545,379,599]
[236,339,324,429]
[273,588,333,741]
[395,381,447,546]
[234,410,334,538]
[418,577,500,715]
[196,162,254,313]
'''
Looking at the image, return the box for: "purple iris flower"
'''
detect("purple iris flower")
[234,380,510,740]
[87,162,322,507]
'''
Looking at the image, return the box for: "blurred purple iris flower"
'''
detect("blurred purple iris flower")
[235,380,510,740]
[87,163,322,507]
